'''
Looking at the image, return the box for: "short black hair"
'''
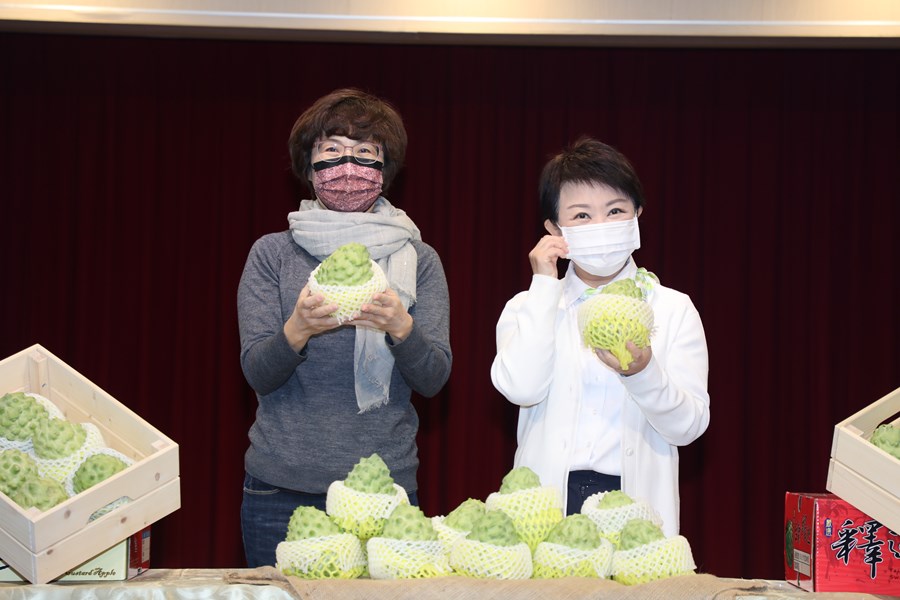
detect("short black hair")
[538,137,645,224]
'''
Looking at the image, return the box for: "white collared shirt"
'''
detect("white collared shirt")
[565,271,623,475]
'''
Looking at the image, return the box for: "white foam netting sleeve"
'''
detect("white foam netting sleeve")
[366,537,453,579]
[276,533,367,579]
[325,480,409,540]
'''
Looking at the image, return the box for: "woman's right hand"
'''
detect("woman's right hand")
[529,235,569,278]
[283,285,340,351]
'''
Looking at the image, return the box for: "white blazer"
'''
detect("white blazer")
[491,260,710,536]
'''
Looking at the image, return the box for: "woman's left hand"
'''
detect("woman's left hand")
[352,288,414,343]
[596,341,652,376]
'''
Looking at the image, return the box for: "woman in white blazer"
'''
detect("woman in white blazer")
[491,138,709,537]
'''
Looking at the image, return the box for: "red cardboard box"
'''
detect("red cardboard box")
[785,492,900,595]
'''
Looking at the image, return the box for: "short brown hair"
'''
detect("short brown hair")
[288,88,408,192]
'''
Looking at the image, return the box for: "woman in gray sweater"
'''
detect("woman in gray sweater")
[237,88,452,568]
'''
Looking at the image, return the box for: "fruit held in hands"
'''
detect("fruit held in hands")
[308,243,388,323]
[578,277,654,370]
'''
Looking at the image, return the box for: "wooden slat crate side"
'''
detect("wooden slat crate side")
[2,477,180,584]
[0,344,181,581]
[35,348,174,459]
[831,426,900,498]
[827,459,900,535]
[0,346,37,396]
[827,386,900,537]
[28,443,179,551]
[834,387,900,436]
[0,494,39,551]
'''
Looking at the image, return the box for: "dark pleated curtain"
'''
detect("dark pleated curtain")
[1,32,898,580]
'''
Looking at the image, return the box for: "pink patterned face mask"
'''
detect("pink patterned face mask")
[312,161,384,212]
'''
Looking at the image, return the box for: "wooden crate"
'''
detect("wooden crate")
[0,344,180,584]
[827,386,900,534]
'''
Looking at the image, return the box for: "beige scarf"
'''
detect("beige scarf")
[288,197,421,412]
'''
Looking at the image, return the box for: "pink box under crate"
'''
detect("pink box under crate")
[0,344,180,584]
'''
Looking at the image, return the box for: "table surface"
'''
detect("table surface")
[0,569,895,600]
[0,569,293,600]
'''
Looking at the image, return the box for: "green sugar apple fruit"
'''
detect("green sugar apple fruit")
[467,509,521,547]
[11,474,69,511]
[498,466,542,494]
[618,518,665,551]
[601,279,644,300]
[578,277,655,370]
[597,490,634,509]
[32,417,87,459]
[315,243,374,286]
[0,392,48,441]
[285,505,342,541]
[870,424,900,460]
[72,453,129,493]
[544,514,604,550]
[308,243,389,323]
[444,498,486,531]
[344,453,395,495]
[0,449,39,495]
[382,504,438,541]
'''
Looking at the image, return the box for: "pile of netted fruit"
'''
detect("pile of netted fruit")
[274,454,696,584]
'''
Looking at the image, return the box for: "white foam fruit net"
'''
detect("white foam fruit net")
[366,537,453,579]
[485,486,564,551]
[431,516,469,554]
[581,492,664,547]
[325,480,409,540]
[532,538,615,579]
[276,533,367,579]
[308,260,388,324]
[611,535,696,585]
[34,422,106,483]
[448,538,533,580]
[576,294,654,349]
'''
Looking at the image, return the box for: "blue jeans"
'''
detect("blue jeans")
[241,472,419,568]
[566,470,621,516]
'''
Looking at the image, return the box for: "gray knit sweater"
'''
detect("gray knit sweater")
[237,230,452,494]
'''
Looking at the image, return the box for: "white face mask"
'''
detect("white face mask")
[560,217,640,277]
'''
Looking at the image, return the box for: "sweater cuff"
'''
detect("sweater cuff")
[387,320,427,359]
[274,327,307,363]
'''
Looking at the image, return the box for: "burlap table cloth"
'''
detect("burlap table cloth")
[226,566,874,600]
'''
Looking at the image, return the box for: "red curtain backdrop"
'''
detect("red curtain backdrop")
[1,32,898,581]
